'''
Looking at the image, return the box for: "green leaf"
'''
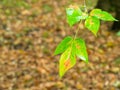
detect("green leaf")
[85,16,100,36]
[66,8,82,26]
[59,46,76,78]
[74,38,88,63]
[116,31,120,36]
[90,9,102,18]
[54,36,72,55]
[90,9,117,21]
[100,11,117,21]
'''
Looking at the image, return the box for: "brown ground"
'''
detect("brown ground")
[0,0,120,90]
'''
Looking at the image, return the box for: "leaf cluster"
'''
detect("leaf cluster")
[66,8,117,35]
[54,37,88,77]
[54,6,117,78]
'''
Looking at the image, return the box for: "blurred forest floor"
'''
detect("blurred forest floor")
[0,0,120,90]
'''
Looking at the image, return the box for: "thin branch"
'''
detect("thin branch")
[84,0,87,12]
[74,20,82,40]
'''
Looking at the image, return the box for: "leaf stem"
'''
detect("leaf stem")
[84,0,87,13]
[74,20,82,40]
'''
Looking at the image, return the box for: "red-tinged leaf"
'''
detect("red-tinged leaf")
[59,46,76,78]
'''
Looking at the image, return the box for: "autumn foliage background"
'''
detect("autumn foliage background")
[0,0,120,90]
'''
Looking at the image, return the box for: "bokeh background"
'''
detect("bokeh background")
[0,0,120,90]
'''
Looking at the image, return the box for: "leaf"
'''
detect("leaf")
[54,36,72,55]
[66,8,82,26]
[90,9,117,21]
[100,11,117,21]
[85,16,100,36]
[90,9,102,18]
[59,46,76,78]
[116,31,120,36]
[74,38,88,63]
